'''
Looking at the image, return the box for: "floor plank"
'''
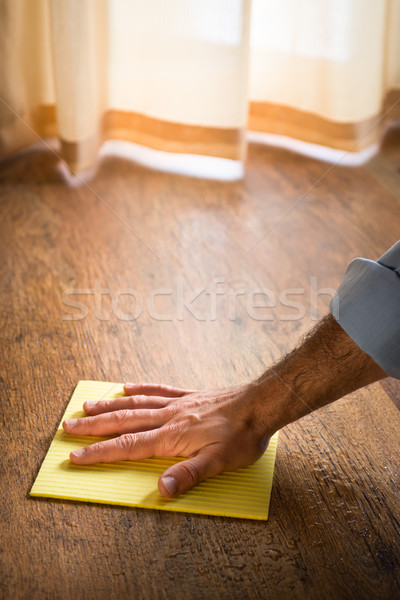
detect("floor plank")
[364,127,400,201]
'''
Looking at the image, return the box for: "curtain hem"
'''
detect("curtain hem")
[248,90,400,153]
[1,93,399,173]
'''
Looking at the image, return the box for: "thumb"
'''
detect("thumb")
[158,448,224,498]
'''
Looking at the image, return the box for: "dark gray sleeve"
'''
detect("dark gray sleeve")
[329,241,400,379]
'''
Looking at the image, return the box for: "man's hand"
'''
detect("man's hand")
[63,382,275,498]
[63,315,386,497]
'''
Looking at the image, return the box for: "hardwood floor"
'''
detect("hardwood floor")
[0,129,399,600]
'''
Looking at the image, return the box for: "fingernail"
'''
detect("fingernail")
[71,448,85,458]
[64,419,78,428]
[85,401,96,410]
[125,382,134,387]
[162,476,178,496]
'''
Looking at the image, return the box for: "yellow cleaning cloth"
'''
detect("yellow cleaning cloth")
[30,381,278,520]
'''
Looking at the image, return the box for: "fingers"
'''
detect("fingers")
[63,408,165,436]
[69,430,160,464]
[124,383,193,398]
[84,395,170,415]
[158,448,224,498]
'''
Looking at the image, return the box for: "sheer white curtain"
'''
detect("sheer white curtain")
[0,0,399,179]
[249,0,400,162]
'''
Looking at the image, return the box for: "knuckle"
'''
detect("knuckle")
[94,400,111,413]
[179,461,201,486]
[128,395,137,408]
[161,405,176,419]
[155,384,168,394]
[118,433,136,453]
[153,426,168,454]
[90,441,104,460]
[155,425,178,456]
[164,403,185,419]
[113,409,130,425]
[83,416,96,429]
[130,394,145,406]
[186,412,201,426]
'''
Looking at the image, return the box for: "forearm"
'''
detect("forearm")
[254,314,387,433]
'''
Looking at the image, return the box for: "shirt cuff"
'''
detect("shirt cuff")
[330,241,400,379]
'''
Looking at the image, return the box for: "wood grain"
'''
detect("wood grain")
[0,136,399,600]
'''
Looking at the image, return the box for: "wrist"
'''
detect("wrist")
[252,369,310,434]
